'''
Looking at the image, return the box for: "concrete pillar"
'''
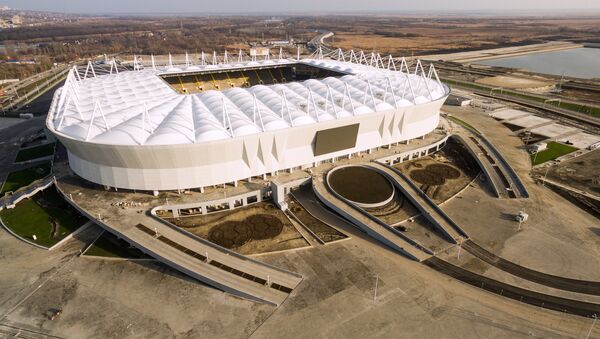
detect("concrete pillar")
[271,181,287,210]
[200,205,206,214]
[243,197,248,206]
[172,209,179,218]
[263,174,267,180]
[200,186,204,193]
[233,180,238,187]
[406,139,411,145]
[153,190,159,196]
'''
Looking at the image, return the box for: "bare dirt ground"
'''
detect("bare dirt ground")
[2,218,599,339]
[164,202,309,255]
[442,104,600,281]
[394,138,480,204]
[287,195,347,243]
[475,75,555,90]
[535,149,600,196]
[327,16,600,55]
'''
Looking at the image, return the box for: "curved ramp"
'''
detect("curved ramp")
[453,133,528,199]
[453,134,505,198]
[463,240,600,296]
[425,257,600,317]
[368,162,468,243]
[55,180,302,306]
[312,175,431,261]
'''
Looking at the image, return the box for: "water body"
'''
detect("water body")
[478,48,600,79]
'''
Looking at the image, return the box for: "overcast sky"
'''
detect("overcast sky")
[3,0,600,14]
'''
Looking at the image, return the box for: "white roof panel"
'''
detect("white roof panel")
[49,58,448,146]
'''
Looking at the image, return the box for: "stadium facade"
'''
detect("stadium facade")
[46,52,449,192]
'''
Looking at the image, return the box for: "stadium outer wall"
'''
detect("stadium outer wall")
[49,95,447,192]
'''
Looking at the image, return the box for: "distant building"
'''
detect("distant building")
[529,142,547,153]
[588,141,600,151]
[11,15,22,25]
[268,40,292,47]
[444,94,472,106]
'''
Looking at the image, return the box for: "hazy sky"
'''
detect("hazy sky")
[3,0,600,14]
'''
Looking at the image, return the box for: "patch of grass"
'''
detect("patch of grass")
[1,163,51,195]
[531,141,578,166]
[15,143,55,162]
[0,186,88,247]
[447,115,481,134]
[84,231,149,259]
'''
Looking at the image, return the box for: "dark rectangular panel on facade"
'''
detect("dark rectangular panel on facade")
[313,123,360,156]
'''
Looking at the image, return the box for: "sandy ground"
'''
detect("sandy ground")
[475,76,555,90]
[536,149,600,196]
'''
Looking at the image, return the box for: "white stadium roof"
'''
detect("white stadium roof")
[49,56,448,146]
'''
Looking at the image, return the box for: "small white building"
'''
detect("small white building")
[529,142,547,153]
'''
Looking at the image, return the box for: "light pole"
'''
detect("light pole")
[533,150,539,165]
[373,274,379,302]
[543,165,551,186]
[586,314,597,339]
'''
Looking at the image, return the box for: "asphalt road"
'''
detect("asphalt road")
[16,80,65,115]
[463,240,600,296]
[425,256,600,317]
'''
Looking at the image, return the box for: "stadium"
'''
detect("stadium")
[46,51,449,192]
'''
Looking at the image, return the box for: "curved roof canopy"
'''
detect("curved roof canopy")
[49,58,448,146]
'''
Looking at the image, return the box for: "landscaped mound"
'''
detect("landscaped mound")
[208,214,283,249]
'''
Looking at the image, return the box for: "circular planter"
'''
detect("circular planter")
[327,165,394,209]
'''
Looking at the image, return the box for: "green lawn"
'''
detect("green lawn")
[0,186,88,248]
[447,115,481,134]
[1,163,52,195]
[84,231,148,259]
[531,142,578,166]
[15,143,55,163]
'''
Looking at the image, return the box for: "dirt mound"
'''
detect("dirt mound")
[427,164,460,179]
[208,214,283,249]
[410,170,446,185]
[410,164,460,185]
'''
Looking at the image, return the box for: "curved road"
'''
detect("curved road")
[462,240,600,296]
[425,257,600,317]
